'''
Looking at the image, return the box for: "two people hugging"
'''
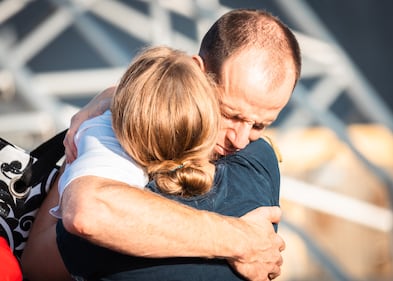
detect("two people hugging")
[3,8,301,281]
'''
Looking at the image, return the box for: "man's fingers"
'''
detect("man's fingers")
[229,259,282,281]
[242,206,282,225]
[277,234,285,252]
[259,206,282,224]
[268,262,282,280]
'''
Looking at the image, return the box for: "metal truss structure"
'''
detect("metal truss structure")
[0,1,392,280]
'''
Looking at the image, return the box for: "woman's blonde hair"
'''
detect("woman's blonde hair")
[111,46,220,197]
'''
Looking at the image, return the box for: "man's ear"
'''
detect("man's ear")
[192,55,206,73]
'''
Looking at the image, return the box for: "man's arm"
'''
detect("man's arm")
[61,176,284,281]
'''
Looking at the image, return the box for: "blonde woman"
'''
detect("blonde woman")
[56,46,280,280]
[23,46,219,280]
[23,45,280,281]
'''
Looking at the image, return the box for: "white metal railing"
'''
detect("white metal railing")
[281,176,393,233]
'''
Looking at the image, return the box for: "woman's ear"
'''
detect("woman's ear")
[192,55,206,73]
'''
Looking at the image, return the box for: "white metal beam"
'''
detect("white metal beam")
[281,176,393,232]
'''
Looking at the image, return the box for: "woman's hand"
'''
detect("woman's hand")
[63,86,116,163]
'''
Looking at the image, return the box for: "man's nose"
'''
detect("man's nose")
[227,122,252,150]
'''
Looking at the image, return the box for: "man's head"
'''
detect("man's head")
[196,9,301,156]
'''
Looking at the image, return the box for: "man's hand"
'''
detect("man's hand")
[230,207,285,281]
[63,86,116,163]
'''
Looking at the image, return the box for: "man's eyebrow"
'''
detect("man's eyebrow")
[220,104,257,123]
[219,103,239,114]
[220,102,272,128]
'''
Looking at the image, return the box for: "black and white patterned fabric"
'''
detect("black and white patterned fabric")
[0,130,66,259]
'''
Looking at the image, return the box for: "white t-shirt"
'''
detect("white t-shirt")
[50,110,148,218]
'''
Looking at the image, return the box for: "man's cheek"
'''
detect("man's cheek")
[216,130,227,146]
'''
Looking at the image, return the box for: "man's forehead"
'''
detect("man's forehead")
[218,83,288,128]
[218,49,295,126]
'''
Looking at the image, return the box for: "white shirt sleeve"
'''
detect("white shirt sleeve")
[50,110,148,218]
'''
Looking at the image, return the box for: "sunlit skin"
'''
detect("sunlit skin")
[214,48,296,156]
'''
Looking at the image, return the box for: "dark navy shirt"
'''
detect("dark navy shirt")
[56,138,280,281]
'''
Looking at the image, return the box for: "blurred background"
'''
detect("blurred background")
[0,0,392,280]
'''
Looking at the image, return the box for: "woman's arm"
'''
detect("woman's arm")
[21,165,72,281]
[64,86,116,163]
